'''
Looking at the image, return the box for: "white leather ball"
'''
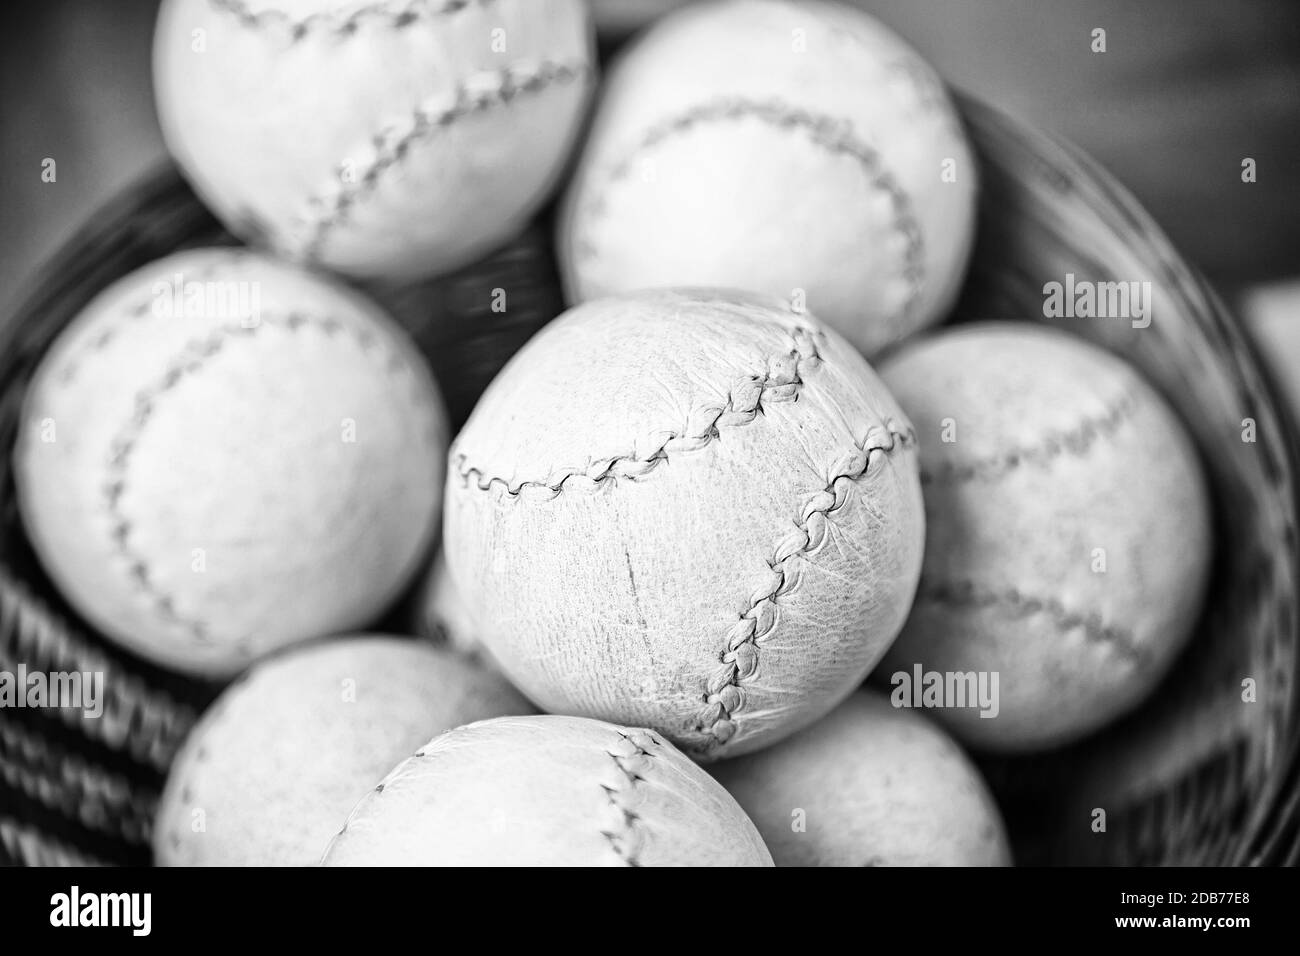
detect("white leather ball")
[155,636,531,866]
[559,0,977,356]
[15,248,446,676]
[444,288,925,760]
[322,715,773,866]
[154,0,595,281]
[877,323,1213,751]
[712,689,1011,866]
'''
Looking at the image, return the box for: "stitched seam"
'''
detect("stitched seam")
[297,60,591,261]
[452,325,914,752]
[54,261,228,386]
[454,325,825,497]
[327,736,431,851]
[165,761,197,856]
[163,679,247,857]
[917,578,1148,666]
[695,418,916,752]
[921,385,1145,485]
[100,311,431,647]
[573,97,925,336]
[208,0,498,38]
[598,729,658,867]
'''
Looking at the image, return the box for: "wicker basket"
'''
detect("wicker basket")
[1,95,1297,867]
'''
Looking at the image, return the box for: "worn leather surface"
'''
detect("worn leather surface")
[14,247,446,676]
[153,636,532,866]
[712,689,1011,865]
[445,289,925,760]
[154,0,595,280]
[878,323,1213,751]
[560,0,976,357]
[323,714,773,866]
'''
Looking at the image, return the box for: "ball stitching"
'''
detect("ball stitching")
[453,324,823,498]
[97,310,434,653]
[161,671,249,862]
[920,384,1145,485]
[915,382,1152,665]
[696,416,916,754]
[208,0,498,39]
[572,97,926,337]
[454,323,916,755]
[295,60,593,263]
[599,729,659,867]
[914,579,1148,667]
[55,258,227,385]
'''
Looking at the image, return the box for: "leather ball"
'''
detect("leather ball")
[443,288,925,759]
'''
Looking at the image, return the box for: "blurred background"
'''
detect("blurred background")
[2,0,1298,387]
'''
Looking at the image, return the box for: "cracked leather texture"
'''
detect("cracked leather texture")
[712,689,1011,866]
[323,714,773,866]
[444,289,925,760]
[559,0,976,356]
[878,323,1213,752]
[154,636,533,866]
